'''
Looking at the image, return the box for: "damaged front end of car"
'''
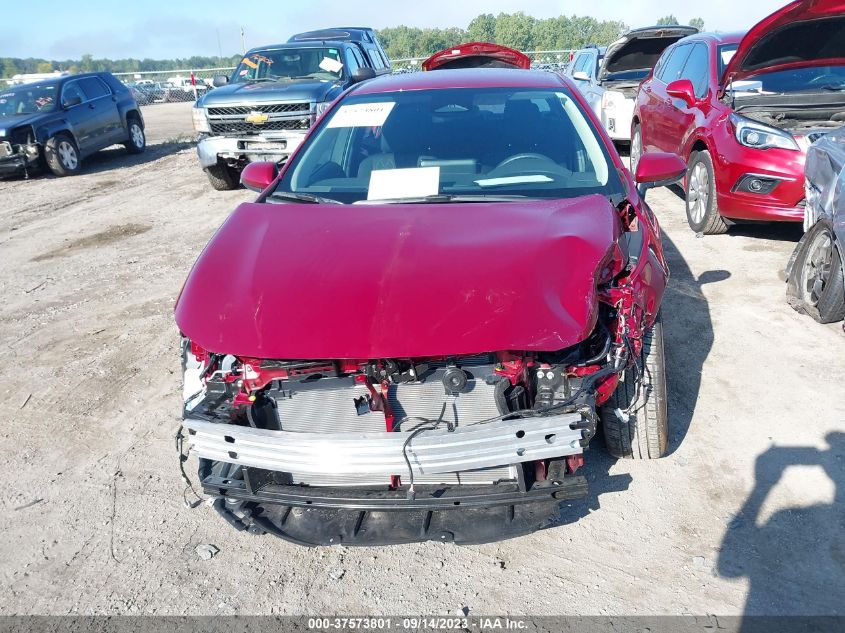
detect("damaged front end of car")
[174,190,666,545]
[0,127,40,178]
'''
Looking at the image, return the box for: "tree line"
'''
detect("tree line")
[0,12,703,77]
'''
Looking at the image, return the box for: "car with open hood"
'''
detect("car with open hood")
[422,43,531,71]
[175,68,685,545]
[566,26,698,144]
[633,0,845,234]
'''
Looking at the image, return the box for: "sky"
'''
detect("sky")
[1,0,790,60]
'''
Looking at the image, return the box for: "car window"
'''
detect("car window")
[718,44,739,80]
[79,77,111,100]
[572,54,590,75]
[61,81,87,107]
[656,43,692,84]
[350,46,366,71]
[232,47,346,82]
[0,82,58,115]
[365,45,385,70]
[275,87,623,204]
[680,44,710,98]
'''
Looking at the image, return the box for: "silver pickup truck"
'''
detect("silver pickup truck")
[193,29,390,190]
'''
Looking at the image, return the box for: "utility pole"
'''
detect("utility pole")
[241,27,246,55]
[216,28,223,60]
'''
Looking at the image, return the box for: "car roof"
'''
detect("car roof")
[353,68,569,95]
[246,41,354,53]
[681,31,745,46]
[290,27,375,42]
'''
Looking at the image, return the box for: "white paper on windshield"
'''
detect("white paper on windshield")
[327,102,396,128]
[367,166,440,201]
[319,57,344,73]
[475,175,553,187]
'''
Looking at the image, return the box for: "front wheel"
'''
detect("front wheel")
[44,133,81,177]
[204,164,240,191]
[600,313,669,459]
[787,221,845,323]
[685,150,728,235]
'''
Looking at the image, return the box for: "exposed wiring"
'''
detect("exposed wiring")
[175,425,205,508]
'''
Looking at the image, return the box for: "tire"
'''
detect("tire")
[205,164,240,191]
[600,312,669,459]
[630,123,642,175]
[44,133,81,177]
[685,150,728,235]
[787,221,845,323]
[125,116,146,154]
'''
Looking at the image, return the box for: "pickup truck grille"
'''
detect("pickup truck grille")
[207,102,312,136]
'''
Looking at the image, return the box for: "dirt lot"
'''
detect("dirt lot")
[1,102,843,616]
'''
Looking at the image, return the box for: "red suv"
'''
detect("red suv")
[632,0,845,234]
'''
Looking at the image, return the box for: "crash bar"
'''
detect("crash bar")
[184,413,584,478]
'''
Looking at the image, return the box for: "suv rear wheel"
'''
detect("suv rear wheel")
[600,312,669,459]
[44,133,81,177]
[125,116,146,154]
[205,164,240,191]
[685,150,728,235]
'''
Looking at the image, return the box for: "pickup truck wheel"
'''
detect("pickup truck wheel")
[125,117,146,154]
[44,133,81,177]
[685,150,728,235]
[205,164,240,191]
[787,220,845,323]
[600,312,669,459]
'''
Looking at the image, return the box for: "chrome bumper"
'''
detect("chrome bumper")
[185,413,585,478]
[196,132,306,168]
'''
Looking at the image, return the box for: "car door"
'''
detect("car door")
[641,43,693,152]
[59,79,96,154]
[660,43,709,154]
[78,76,124,149]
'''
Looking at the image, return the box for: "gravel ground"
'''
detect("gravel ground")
[1,102,843,616]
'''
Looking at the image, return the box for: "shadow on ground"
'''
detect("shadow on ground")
[718,432,845,621]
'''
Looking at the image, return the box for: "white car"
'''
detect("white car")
[566,26,697,144]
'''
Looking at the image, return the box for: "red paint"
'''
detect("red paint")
[240,161,278,193]
[634,23,809,224]
[422,43,532,71]
[175,196,621,359]
[634,152,687,185]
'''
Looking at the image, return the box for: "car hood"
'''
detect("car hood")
[600,25,698,81]
[723,0,845,85]
[422,43,531,71]
[175,196,620,359]
[200,78,341,106]
[0,112,47,131]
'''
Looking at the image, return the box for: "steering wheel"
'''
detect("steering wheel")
[494,153,554,170]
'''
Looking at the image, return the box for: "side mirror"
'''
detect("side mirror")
[212,75,229,87]
[666,79,697,108]
[63,95,82,108]
[634,152,687,197]
[572,70,590,82]
[351,67,376,84]
[240,161,279,193]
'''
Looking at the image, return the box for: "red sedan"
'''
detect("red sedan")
[175,67,684,545]
[633,0,845,234]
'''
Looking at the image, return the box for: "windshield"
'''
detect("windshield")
[740,65,845,94]
[274,87,621,204]
[232,48,345,83]
[0,83,58,116]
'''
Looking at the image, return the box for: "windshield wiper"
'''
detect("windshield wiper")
[355,194,532,205]
[268,191,343,204]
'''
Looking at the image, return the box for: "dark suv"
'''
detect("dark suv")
[192,29,391,190]
[0,72,145,178]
